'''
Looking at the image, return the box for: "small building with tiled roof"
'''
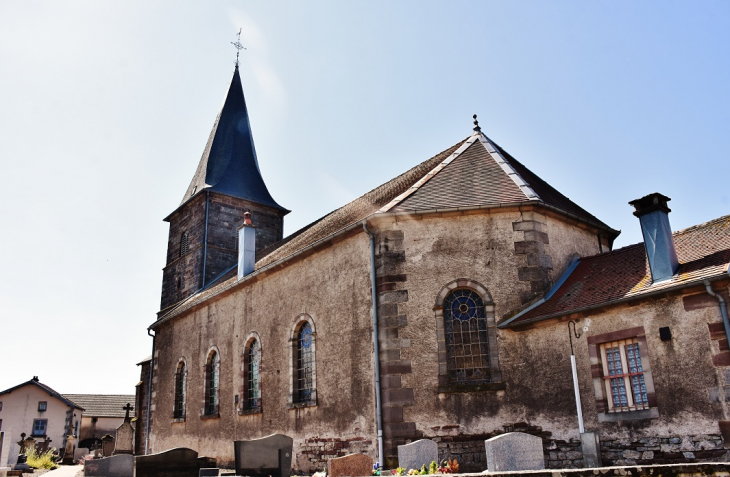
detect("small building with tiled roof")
[140,65,730,472]
[62,394,135,451]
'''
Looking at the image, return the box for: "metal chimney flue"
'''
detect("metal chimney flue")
[629,192,679,282]
[237,212,256,280]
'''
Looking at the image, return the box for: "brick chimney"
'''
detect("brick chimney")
[237,212,256,279]
[629,192,679,282]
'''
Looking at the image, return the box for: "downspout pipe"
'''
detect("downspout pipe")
[145,328,156,455]
[362,221,384,467]
[202,191,210,288]
[705,279,730,348]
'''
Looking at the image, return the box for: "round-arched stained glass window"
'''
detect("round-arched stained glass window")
[443,288,490,384]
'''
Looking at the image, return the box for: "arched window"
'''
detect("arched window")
[243,338,261,411]
[290,315,316,405]
[204,349,220,416]
[443,288,490,383]
[180,232,189,257]
[435,280,503,389]
[173,359,186,419]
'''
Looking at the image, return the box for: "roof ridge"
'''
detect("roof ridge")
[673,213,730,236]
[477,133,540,201]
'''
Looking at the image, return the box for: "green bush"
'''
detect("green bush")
[25,447,58,470]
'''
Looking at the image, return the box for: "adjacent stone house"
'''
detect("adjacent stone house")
[140,65,730,472]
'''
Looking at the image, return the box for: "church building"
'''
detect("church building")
[140,65,730,472]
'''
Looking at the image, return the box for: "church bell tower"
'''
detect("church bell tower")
[160,66,288,312]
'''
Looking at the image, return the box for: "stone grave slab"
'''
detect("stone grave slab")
[84,454,134,477]
[397,439,438,471]
[136,447,199,477]
[0,431,9,468]
[234,434,293,477]
[484,432,544,472]
[199,469,220,477]
[328,453,373,477]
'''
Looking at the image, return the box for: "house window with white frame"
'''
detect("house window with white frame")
[588,326,658,421]
[600,338,649,411]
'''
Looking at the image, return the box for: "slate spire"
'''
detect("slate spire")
[181,66,287,212]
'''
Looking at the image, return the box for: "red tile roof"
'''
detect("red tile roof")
[506,214,730,327]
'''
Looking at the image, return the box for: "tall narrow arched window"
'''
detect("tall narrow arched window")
[204,349,220,416]
[180,232,189,257]
[290,316,316,406]
[443,288,490,383]
[296,323,314,402]
[173,360,186,419]
[243,338,261,411]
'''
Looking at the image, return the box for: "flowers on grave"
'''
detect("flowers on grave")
[373,461,381,476]
[392,467,406,475]
[313,470,326,477]
[438,459,459,474]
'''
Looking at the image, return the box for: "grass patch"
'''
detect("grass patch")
[25,447,58,470]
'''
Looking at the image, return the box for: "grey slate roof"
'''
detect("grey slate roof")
[177,66,288,214]
[63,394,136,418]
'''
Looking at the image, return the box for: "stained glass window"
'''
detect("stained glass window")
[245,339,261,410]
[173,361,186,419]
[443,288,490,384]
[295,323,314,403]
[600,339,649,412]
[205,351,219,415]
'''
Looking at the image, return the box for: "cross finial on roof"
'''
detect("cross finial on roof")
[231,28,246,67]
[473,114,481,132]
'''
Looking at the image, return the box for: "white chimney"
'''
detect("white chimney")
[237,212,255,279]
[629,192,679,282]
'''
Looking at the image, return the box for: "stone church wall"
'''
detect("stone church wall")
[368,207,604,469]
[149,232,377,470]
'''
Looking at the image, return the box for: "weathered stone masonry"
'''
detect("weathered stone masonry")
[513,211,552,305]
[375,228,419,468]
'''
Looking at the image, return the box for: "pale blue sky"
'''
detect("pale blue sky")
[0,1,728,393]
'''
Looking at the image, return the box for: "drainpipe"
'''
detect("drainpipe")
[362,221,384,466]
[705,280,730,348]
[145,328,156,455]
[202,191,210,288]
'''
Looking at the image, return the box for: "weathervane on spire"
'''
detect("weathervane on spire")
[231,28,246,67]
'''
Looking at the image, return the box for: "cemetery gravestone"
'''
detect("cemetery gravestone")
[328,453,373,477]
[62,435,76,465]
[0,431,9,468]
[199,469,220,477]
[136,447,200,477]
[233,434,293,477]
[114,403,135,455]
[484,432,545,472]
[102,435,115,457]
[397,439,438,471]
[84,454,135,477]
[13,454,29,472]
